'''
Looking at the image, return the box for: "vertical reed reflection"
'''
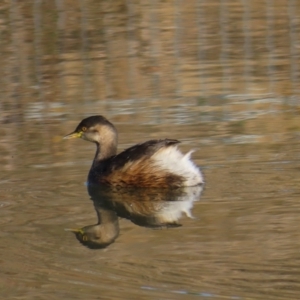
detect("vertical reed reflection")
[0,1,297,122]
[55,0,66,107]
[9,0,22,119]
[265,0,275,95]
[288,0,300,103]
[33,0,45,105]
[150,0,162,123]
[102,2,113,102]
[196,0,207,98]
[220,0,230,96]
[126,0,137,101]
[241,0,253,94]
[173,0,182,99]
[79,0,91,104]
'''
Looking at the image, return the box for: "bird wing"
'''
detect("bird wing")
[88,138,203,188]
[103,139,180,171]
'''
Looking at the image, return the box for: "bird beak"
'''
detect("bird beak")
[64,228,84,234]
[63,131,82,139]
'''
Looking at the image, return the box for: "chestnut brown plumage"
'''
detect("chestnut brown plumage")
[64,115,203,188]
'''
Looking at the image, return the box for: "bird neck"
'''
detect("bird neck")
[93,141,117,165]
[91,125,118,165]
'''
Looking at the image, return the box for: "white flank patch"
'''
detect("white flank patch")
[152,146,204,186]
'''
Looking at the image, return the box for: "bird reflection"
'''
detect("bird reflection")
[66,184,203,249]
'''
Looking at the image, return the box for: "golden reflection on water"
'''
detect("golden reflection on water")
[1,114,300,299]
[1,0,300,298]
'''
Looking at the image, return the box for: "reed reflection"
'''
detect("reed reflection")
[66,185,203,249]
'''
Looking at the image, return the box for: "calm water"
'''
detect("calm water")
[1,0,300,299]
[1,106,300,300]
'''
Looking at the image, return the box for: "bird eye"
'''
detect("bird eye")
[82,126,87,132]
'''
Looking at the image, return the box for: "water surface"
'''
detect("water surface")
[1,0,300,298]
[1,109,300,299]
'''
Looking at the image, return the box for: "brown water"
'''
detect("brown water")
[1,105,300,299]
[1,0,300,299]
